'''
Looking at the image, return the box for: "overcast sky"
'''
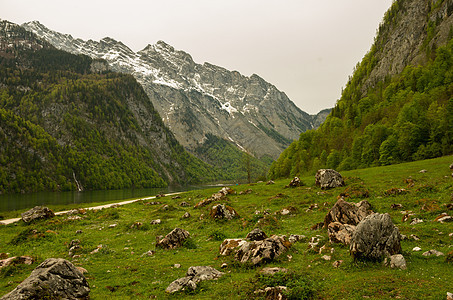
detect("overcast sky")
[2,0,393,114]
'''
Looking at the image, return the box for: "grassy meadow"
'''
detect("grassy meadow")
[0,156,452,299]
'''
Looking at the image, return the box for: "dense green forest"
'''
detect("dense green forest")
[0,28,219,193]
[269,1,453,179]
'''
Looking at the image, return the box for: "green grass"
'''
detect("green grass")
[0,156,452,299]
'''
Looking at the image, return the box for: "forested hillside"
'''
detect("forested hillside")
[0,20,217,194]
[269,0,453,179]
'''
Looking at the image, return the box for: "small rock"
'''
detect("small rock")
[391,203,403,210]
[449,233,453,237]
[321,255,331,261]
[172,195,182,199]
[174,264,181,269]
[166,266,224,294]
[288,234,306,243]
[259,267,288,275]
[266,180,275,185]
[315,169,344,189]
[21,206,55,223]
[182,212,191,219]
[413,247,422,251]
[410,234,420,241]
[141,250,155,257]
[157,228,190,249]
[286,177,302,188]
[422,249,444,257]
[419,169,428,173]
[0,256,34,269]
[410,218,423,225]
[239,189,253,195]
[108,224,117,228]
[447,292,453,300]
[436,215,453,223]
[179,201,190,207]
[388,254,407,270]
[76,230,83,234]
[220,263,228,269]
[210,204,239,220]
[130,222,143,229]
[332,260,343,268]
[151,219,161,225]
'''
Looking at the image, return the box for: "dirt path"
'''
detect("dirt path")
[0,192,182,225]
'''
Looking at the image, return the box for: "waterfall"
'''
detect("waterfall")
[73,171,83,192]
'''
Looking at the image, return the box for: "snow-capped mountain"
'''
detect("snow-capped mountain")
[23,21,324,159]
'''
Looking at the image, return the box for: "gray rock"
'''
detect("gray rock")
[259,267,288,275]
[210,204,238,220]
[182,212,191,219]
[387,254,407,270]
[286,177,302,188]
[219,239,247,256]
[246,228,267,241]
[422,249,444,257]
[324,198,373,228]
[235,235,291,265]
[21,206,54,223]
[328,222,356,245]
[350,213,402,261]
[447,292,453,300]
[156,228,190,249]
[315,169,344,189]
[166,266,224,294]
[1,258,89,299]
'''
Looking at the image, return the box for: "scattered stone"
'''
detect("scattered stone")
[194,187,234,208]
[141,250,155,257]
[259,267,288,275]
[219,239,247,256]
[161,204,170,211]
[410,234,420,241]
[386,254,407,270]
[324,198,373,228]
[315,169,344,189]
[445,203,453,210]
[156,193,166,198]
[419,169,428,173]
[220,263,228,269]
[306,203,319,212]
[450,163,453,170]
[172,195,182,199]
[410,218,423,225]
[308,236,323,249]
[210,204,239,220]
[90,245,103,254]
[288,234,306,243]
[146,201,162,205]
[321,255,331,261]
[449,233,453,237]
[1,258,90,299]
[67,215,82,221]
[166,266,224,294]
[179,201,190,207]
[173,264,181,269]
[0,256,34,269]
[286,177,302,188]
[239,189,253,195]
[246,228,268,241]
[182,212,191,219]
[130,222,143,229]
[435,213,453,223]
[384,188,409,196]
[391,203,403,210]
[108,224,117,228]
[254,286,287,299]
[350,213,402,261]
[68,239,82,257]
[422,249,444,257]
[151,219,161,225]
[328,222,356,245]
[413,247,422,251]
[235,235,291,265]
[447,292,453,300]
[278,206,297,215]
[21,206,55,223]
[332,260,343,268]
[157,228,190,249]
[266,180,275,185]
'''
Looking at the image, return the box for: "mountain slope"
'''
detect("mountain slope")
[21,21,322,161]
[269,0,453,179]
[0,19,217,193]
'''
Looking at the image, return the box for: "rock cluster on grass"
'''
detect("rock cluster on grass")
[350,213,402,261]
[21,206,54,223]
[315,169,344,189]
[219,239,247,256]
[156,228,190,249]
[1,258,90,299]
[324,198,373,245]
[194,187,234,208]
[0,256,34,269]
[165,266,224,294]
[235,235,292,265]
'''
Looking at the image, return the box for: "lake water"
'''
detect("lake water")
[0,185,212,212]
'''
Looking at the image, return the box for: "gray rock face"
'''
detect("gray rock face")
[315,169,344,189]
[235,235,291,265]
[350,213,402,261]
[22,21,326,160]
[165,266,224,294]
[156,228,190,249]
[1,258,90,300]
[21,206,55,223]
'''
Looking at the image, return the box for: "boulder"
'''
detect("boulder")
[210,204,239,220]
[386,254,407,270]
[327,222,356,245]
[0,256,34,269]
[235,235,291,265]
[21,206,54,223]
[219,239,247,256]
[156,228,190,249]
[324,198,373,228]
[1,258,89,299]
[315,169,344,189]
[286,177,302,188]
[166,266,224,294]
[246,228,268,241]
[350,213,402,261]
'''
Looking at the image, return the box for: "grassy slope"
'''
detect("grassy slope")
[0,156,452,299]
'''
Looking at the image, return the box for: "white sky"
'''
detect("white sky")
[1,0,393,114]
